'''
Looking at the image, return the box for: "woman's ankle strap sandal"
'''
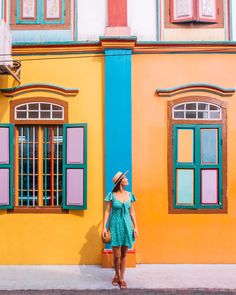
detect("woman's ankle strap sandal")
[119,280,127,289]
[112,277,119,286]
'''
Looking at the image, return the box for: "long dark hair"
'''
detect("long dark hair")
[112,178,123,192]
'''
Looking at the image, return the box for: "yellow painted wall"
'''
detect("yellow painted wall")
[0,53,104,264]
[132,53,236,263]
[2,50,236,265]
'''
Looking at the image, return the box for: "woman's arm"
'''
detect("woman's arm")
[102,201,111,238]
[130,203,138,238]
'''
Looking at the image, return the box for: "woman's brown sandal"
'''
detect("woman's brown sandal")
[119,280,127,289]
[112,277,119,286]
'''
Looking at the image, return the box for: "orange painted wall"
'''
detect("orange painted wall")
[132,53,236,263]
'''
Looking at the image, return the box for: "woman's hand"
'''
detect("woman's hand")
[102,228,108,239]
[134,227,138,238]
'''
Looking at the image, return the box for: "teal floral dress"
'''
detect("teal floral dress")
[105,192,136,248]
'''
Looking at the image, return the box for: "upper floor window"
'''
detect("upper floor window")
[170,0,218,24]
[173,102,222,120]
[165,0,224,29]
[15,102,64,120]
[11,0,70,30]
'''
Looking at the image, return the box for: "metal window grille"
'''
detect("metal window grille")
[17,125,63,207]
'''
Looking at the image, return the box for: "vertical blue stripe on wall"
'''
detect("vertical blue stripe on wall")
[105,49,132,195]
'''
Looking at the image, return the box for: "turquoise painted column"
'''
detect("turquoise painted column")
[105,49,132,194]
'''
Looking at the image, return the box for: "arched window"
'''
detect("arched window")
[173,102,221,120]
[168,97,227,214]
[6,98,87,212]
[15,102,64,120]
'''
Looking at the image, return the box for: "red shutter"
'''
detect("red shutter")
[197,0,218,23]
[170,0,196,23]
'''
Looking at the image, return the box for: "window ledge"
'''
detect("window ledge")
[8,206,68,214]
[169,208,227,214]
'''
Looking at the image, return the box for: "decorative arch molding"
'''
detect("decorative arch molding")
[156,83,235,98]
[1,83,79,98]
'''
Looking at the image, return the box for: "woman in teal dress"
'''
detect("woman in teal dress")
[102,171,138,289]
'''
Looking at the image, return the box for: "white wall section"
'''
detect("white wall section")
[0,0,3,19]
[77,0,106,41]
[232,0,236,40]
[128,0,157,41]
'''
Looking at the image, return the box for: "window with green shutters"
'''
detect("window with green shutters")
[11,0,71,30]
[173,124,222,209]
[16,0,66,25]
[168,97,227,213]
[0,99,88,213]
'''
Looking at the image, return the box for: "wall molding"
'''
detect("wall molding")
[0,83,79,97]
[156,83,235,97]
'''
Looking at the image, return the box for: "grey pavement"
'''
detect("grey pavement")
[0,265,236,293]
[0,290,236,295]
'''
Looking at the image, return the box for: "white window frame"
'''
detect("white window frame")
[15,102,64,120]
[172,102,222,120]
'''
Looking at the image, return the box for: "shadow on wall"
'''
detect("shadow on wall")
[78,221,103,265]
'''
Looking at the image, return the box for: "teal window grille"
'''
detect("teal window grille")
[18,125,63,207]
[16,124,87,210]
[16,0,65,25]
[173,124,222,209]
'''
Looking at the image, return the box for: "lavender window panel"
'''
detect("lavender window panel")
[0,169,9,205]
[67,169,83,206]
[67,128,84,164]
[201,169,218,204]
[0,128,9,164]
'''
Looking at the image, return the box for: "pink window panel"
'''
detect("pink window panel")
[197,0,217,23]
[0,169,9,205]
[66,127,84,164]
[45,0,61,20]
[170,0,195,23]
[66,169,84,206]
[22,0,37,19]
[201,169,218,204]
[0,127,9,164]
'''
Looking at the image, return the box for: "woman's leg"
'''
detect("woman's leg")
[120,245,128,282]
[112,246,121,279]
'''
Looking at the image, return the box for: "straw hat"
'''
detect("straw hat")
[112,170,128,191]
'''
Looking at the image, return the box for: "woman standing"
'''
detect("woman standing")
[102,171,138,289]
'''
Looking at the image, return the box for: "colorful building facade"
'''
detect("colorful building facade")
[1,0,236,265]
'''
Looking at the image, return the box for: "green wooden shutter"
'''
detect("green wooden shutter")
[16,0,40,24]
[0,124,14,210]
[62,124,87,210]
[43,0,65,24]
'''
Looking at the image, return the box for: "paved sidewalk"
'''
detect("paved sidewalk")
[0,265,236,291]
[0,290,236,295]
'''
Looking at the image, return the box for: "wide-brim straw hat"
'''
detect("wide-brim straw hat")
[112,170,128,191]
